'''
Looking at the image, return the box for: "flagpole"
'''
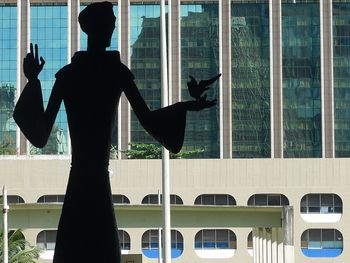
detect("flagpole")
[160,0,171,262]
[2,186,9,263]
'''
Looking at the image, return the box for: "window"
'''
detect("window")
[247,194,289,206]
[37,230,57,250]
[194,194,236,206]
[194,229,236,259]
[118,230,130,251]
[37,195,64,203]
[247,231,253,256]
[112,195,130,204]
[300,194,342,223]
[141,194,183,205]
[301,229,343,258]
[195,229,236,250]
[1,195,25,204]
[142,229,183,259]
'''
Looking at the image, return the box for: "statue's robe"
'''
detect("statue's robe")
[14,51,187,263]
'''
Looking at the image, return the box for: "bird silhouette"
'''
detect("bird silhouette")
[187,73,221,100]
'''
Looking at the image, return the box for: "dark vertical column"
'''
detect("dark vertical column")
[120,0,130,158]
[320,0,334,158]
[171,0,181,103]
[19,0,30,155]
[222,0,232,158]
[270,0,282,158]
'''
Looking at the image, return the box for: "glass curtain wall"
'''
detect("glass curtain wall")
[333,1,350,157]
[282,0,321,158]
[180,1,219,158]
[231,1,270,158]
[80,3,119,153]
[30,4,68,154]
[130,3,163,147]
[0,4,17,155]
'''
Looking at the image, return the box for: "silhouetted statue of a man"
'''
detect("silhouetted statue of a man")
[14,2,219,262]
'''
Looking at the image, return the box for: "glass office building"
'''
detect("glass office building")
[1,0,345,159]
[231,1,270,158]
[30,3,68,154]
[282,0,321,158]
[0,4,16,154]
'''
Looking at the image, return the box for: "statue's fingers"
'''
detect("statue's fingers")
[39,57,45,70]
[34,44,39,63]
[30,43,34,55]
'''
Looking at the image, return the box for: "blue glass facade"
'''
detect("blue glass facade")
[1,1,350,159]
[181,3,219,158]
[130,4,163,146]
[333,2,350,157]
[231,2,270,158]
[30,4,68,154]
[0,4,16,154]
[282,2,322,158]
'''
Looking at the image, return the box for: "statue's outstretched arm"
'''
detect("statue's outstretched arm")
[13,43,62,148]
[123,75,216,153]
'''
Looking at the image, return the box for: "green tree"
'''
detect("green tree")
[0,229,42,263]
[0,83,16,154]
[121,143,205,159]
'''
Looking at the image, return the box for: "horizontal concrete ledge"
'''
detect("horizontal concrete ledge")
[3,204,285,229]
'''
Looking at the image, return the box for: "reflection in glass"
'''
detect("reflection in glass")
[231,2,270,158]
[130,4,163,146]
[181,3,219,158]
[0,5,17,154]
[282,2,321,157]
[333,2,350,157]
[30,4,68,154]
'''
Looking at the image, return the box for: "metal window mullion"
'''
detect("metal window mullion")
[202,230,204,249]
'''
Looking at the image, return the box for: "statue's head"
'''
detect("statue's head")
[78,1,115,48]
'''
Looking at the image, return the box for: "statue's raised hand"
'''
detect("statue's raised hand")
[23,43,45,81]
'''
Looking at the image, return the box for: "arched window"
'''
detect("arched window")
[141,194,183,205]
[247,194,289,206]
[37,195,65,203]
[247,231,253,256]
[194,194,236,206]
[300,194,342,223]
[1,195,25,204]
[37,230,57,250]
[194,229,236,259]
[301,229,343,258]
[112,195,130,204]
[142,229,183,259]
[118,230,131,251]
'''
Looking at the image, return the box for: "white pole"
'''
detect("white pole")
[218,0,223,159]
[2,186,9,263]
[160,0,171,262]
[168,0,172,104]
[158,190,163,263]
